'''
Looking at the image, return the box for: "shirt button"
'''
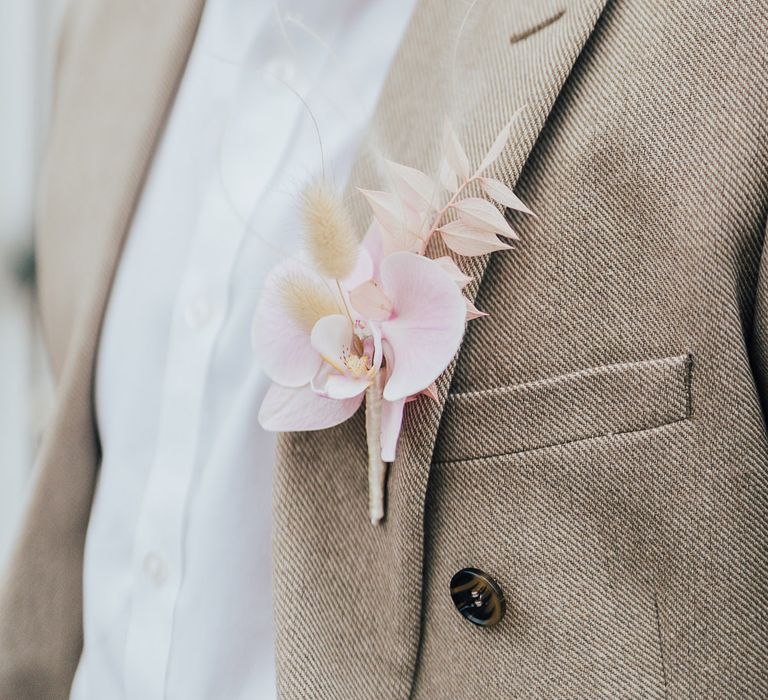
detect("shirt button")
[143,552,168,587]
[449,567,506,627]
[184,297,213,330]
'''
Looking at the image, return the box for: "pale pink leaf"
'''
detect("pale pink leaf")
[348,280,393,321]
[420,382,439,402]
[433,256,473,288]
[465,297,488,321]
[438,157,458,194]
[439,221,512,257]
[454,197,518,239]
[480,177,534,215]
[358,188,423,253]
[475,106,525,176]
[358,188,407,233]
[386,160,441,212]
[443,121,471,182]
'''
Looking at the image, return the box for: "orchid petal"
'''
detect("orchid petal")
[379,252,467,401]
[367,322,384,370]
[313,371,370,400]
[311,361,367,400]
[252,260,324,387]
[381,397,406,463]
[349,280,393,321]
[362,220,386,279]
[310,314,353,370]
[310,361,334,393]
[258,383,363,431]
[342,245,374,292]
[382,337,395,380]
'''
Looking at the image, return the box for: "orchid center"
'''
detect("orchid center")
[343,350,372,379]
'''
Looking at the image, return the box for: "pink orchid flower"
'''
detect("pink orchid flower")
[254,224,467,463]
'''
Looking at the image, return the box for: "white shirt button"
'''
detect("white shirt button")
[184,297,213,330]
[143,552,168,587]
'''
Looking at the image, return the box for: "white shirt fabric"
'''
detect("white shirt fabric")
[70,1,416,698]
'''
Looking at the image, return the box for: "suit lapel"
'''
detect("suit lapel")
[275,0,610,696]
[348,0,612,524]
[386,0,612,512]
[397,0,611,685]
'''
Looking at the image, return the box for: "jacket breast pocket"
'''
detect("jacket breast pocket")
[416,355,695,699]
[434,354,693,463]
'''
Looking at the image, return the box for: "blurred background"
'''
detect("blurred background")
[0,0,69,569]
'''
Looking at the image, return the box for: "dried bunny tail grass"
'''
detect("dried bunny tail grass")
[301,180,358,280]
[277,271,340,332]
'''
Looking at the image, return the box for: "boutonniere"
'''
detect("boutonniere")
[253,108,532,524]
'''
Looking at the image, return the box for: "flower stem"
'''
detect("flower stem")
[365,372,387,525]
[335,278,355,325]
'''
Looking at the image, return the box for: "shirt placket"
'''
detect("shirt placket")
[122,186,247,699]
[120,8,351,697]
[121,57,326,700]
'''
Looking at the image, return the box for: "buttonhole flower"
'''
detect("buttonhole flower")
[254,109,534,524]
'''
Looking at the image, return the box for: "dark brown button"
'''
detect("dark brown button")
[449,567,506,627]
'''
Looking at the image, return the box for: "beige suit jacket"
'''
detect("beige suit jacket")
[1,0,767,697]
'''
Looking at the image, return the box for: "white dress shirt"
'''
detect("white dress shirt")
[70,1,416,698]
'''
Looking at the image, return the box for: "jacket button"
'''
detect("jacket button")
[449,567,506,627]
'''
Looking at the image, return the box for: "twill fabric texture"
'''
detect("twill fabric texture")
[0,0,766,699]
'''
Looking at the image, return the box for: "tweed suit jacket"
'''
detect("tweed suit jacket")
[1,0,767,697]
